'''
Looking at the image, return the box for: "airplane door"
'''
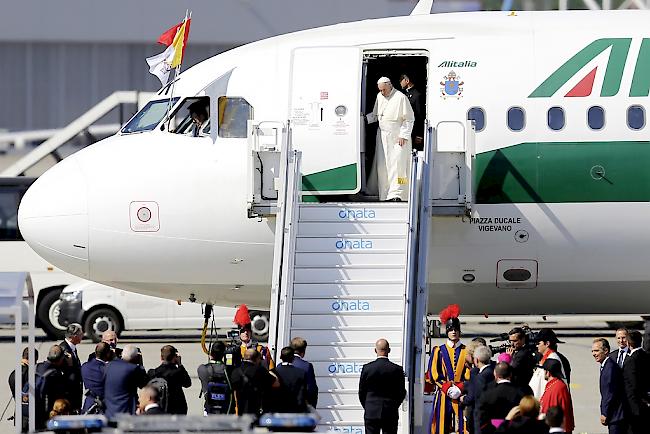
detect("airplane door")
[430,121,475,214]
[289,47,362,195]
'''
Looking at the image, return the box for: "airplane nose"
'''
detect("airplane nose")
[18,157,89,278]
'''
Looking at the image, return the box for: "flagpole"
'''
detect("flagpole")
[165,10,190,130]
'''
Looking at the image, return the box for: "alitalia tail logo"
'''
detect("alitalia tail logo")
[529,38,650,98]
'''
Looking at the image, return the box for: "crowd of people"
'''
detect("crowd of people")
[7,302,650,433]
[7,305,320,431]
[421,304,650,434]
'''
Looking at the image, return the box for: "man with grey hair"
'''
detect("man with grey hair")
[366,77,414,202]
[103,344,148,420]
[59,323,84,410]
[461,345,495,434]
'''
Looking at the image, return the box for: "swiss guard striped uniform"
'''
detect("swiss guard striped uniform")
[426,341,470,434]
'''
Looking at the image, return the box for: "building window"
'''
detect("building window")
[587,106,605,130]
[547,106,565,131]
[507,107,525,131]
[627,105,645,130]
[467,107,485,132]
[218,97,253,138]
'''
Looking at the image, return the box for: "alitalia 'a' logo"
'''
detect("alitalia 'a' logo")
[529,38,650,98]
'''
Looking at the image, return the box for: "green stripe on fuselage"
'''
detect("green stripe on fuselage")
[475,141,650,203]
[302,163,357,192]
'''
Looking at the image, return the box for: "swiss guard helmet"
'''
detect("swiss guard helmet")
[233,304,252,332]
[440,304,461,334]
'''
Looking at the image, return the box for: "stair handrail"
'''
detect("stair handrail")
[267,122,302,359]
[0,91,155,177]
[403,123,433,434]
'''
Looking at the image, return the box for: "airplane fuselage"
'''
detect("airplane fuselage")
[18,10,650,315]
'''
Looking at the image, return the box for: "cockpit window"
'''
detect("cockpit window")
[121,98,179,134]
[170,97,210,136]
[218,97,253,138]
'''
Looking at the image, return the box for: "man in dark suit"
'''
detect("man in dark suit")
[272,347,308,413]
[545,406,567,434]
[399,73,424,151]
[592,337,626,434]
[59,323,84,411]
[8,347,38,432]
[103,344,148,420]
[81,342,112,414]
[231,348,279,416]
[609,328,630,369]
[506,327,536,388]
[290,336,318,408]
[147,345,192,415]
[461,345,495,434]
[358,339,406,434]
[138,385,165,415]
[622,330,650,434]
[35,345,69,429]
[477,362,533,434]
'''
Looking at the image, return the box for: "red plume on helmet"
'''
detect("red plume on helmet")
[233,304,251,327]
[439,304,460,323]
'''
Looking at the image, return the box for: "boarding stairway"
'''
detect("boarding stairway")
[267,126,433,434]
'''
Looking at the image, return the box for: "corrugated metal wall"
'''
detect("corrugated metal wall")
[0,42,228,132]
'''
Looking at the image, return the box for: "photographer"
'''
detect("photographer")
[148,345,192,414]
[506,327,536,388]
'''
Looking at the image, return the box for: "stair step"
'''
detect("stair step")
[299,204,408,222]
[291,314,404,329]
[293,283,406,298]
[317,393,363,407]
[294,252,406,267]
[316,408,366,424]
[287,329,402,345]
[294,267,405,283]
[296,236,406,253]
[292,299,404,314]
[307,345,401,361]
[298,221,408,237]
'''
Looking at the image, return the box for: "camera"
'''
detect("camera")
[488,324,538,354]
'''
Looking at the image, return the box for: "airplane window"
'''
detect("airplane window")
[507,107,525,131]
[121,98,179,134]
[587,106,605,130]
[218,97,253,138]
[628,105,645,130]
[547,107,565,131]
[0,181,32,241]
[170,97,210,136]
[467,107,485,132]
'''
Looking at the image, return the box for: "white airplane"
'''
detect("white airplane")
[18,8,650,316]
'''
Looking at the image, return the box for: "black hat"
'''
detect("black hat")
[542,359,564,378]
[536,328,564,344]
[446,317,461,333]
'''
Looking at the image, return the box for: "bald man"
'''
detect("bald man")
[366,77,415,202]
[87,330,122,362]
[359,339,406,434]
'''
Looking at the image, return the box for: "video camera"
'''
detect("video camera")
[488,324,538,355]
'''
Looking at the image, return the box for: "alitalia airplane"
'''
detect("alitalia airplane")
[17,8,650,317]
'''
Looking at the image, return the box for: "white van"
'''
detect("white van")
[58,280,270,342]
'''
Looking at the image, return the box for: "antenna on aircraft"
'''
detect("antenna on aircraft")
[410,0,434,15]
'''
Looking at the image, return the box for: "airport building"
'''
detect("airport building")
[1,0,643,133]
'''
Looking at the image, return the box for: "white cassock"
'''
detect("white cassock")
[366,89,415,201]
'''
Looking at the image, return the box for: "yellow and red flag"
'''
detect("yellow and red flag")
[146,15,192,86]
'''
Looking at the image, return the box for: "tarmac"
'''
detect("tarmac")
[0,321,623,434]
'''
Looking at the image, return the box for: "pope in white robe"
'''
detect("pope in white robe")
[366,77,415,201]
